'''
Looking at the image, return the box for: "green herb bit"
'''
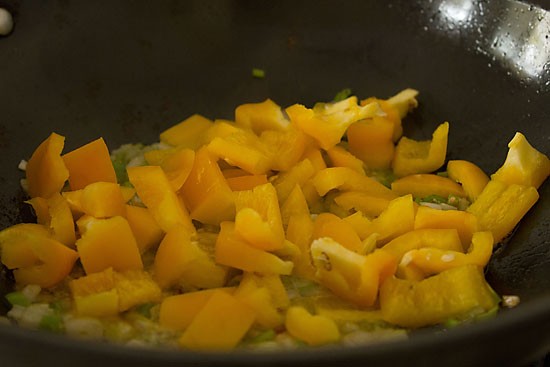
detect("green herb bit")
[252,68,266,78]
[112,158,129,184]
[39,314,64,333]
[443,318,461,329]
[5,292,31,307]
[419,194,448,204]
[249,329,276,344]
[135,302,155,318]
[332,88,353,102]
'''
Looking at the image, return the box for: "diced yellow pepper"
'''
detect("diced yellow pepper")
[326,145,365,174]
[280,184,310,228]
[27,193,76,247]
[260,128,309,171]
[360,97,404,142]
[380,265,499,328]
[285,306,340,346]
[399,231,493,279]
[342,211,372,240]
[62,137,117,190]
[302,147,328,172]
[385,88,419,119]
[347,117,395,170]
[225,174,268,191]
[159,288,235,331]
[392,122,449,177]
[179,290,255,350]
[0,223,78,288]
[179,146,235,226]
[75,216,143,274]
[125,204,164,253]
[61,190,84,217]
[160,114,213,149]
[313,213,362,253]
[234,183,285,251]
[80,182,127,218]
[447,160,490,201]
[272,158,316,203]
[382,228,464,261]
[235,99,289,134]
[467,180,539,243]
[73,290,120,318]
[146,148,195,192]
[286,213,316,279]
[113,270,162,312]
[391,173,466,199]
[25,132,69,198]
[361,194,416,245]
[215,222,293,275]
[334,191,391,218]
[414,206,478,249]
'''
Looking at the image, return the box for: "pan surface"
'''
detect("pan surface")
[0,0,549,366]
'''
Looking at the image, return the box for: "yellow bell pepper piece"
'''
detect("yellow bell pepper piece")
[391,173,466,199]
[128,165,195,233]
[160,114,213,149]
[285,306,340,346]
[333,191,392,218]
[179,290,255,350]
[385,88,419,119]
[179,146,235,226]
[25,132,69,198]
[113,270,161,312]
[286,97,381,150]
[80,182,127,218]
[392,122,449,177]
[0,223,79,288]
[380,265,499,328]
[313,213,363,253]
[467,180,539,243]
[215,222,293,275]
[235,98,289,134]
[75,216,143,274]
[310,237,397,307]
[125,204,164,253]
[399,231,493,279]
[311,167,397,199]
[360,97,404,142]
[27,193,76,247]
[234,183,285,251]
[260,128,309,171]
[280,184,310,228]
[346,116,395,170]
[491,132,550,189]
[272,158,316,203]
[361,194,416,245]
[382,228,464,261]
[159,288,235,331]
[62,137,117,190]
[342,211,372,240]
[225,174,268,191]
[144,148,195,192]
[302,147,328,171]
[447,160,490,201]
[326,145,365,174]
[414,206,478,249]
[286,213,316,279]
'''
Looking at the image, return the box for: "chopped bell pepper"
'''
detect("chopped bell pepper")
[159,114,213,149]
[467,180,539,243]
[25,132,69,198]
[179,146,235,226]
[342,211,372,240]
[346,116,395,170]
[333,191,392,218]
[62,137,117,190]
[179,290,255,350]
[491,132,550,189]
[382,228,464,261]
[380,265,499,328]
[225,174,268,191]
[235,98,290,134]
[391,173,466,199]
[280,184,310,228]
[313,213,363,253]
[285,306,340,346]
[385,88,419,119]
[144,148,195,192]
[75,215,143,274]
[260,128,309,171]
[447,160,490,201]
[27,193,76,247]
[392,122,449,177]
[125,204,164,253]
[360,97,404,142]
[128,165,195,233]
[286,213,316,279]
[326,145,366,174]
[80,182,127,218]
[272,158,316,203]
[113,270,161,312]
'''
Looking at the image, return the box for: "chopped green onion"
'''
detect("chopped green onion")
[248,329,276,343]
[5,292,31,307]
[332,88,353,102]
[418,194,448,204]
[443,318,461,328]
[112,158,129,184]
[39,314,64,333]
[252,68,266,78]
[49,301,65,314]
[135,303,155,318]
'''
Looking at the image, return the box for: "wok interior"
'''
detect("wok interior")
[0,0,548,365]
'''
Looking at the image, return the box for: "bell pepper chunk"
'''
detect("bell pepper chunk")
[25,132,69,198]
[385,88,419,119]
[113,270,162,312]
[75,216,143,274]
[414,206,478,249]
[467,180,539,243]
[447,160,490,201]
[260,128,309,172]
[160,114,213,149]
[62,137,117,190]
[491,132,550,189]
[313,213,363,253]
[310,237,397,307]
[235,98,290,134]
[342,212,373,240]
[234,183,285,251]
[27,193,76,247]
[286,213,316,279]
[286,97,381,150]
[334,191,392,218]
[272,158,316,203]
[280,184,310,228]
[128,165,195,233]
[391,173,466,199]
[179,146,235,226]
[326,145,366,174]
[0,223,78,288]
[392,122,449,177]
[399,231,493,279]
[215,222,293,275]
[347,116,395,170]
[380,265,499,328]
[226,174,268,191]
[149,148,195,192]
[125,204,164,253]
[382,228,464,261]
[79,182,127,218]
[179,290,255,350]
[285,306,340,346]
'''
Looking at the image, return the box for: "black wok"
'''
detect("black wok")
[0,0,549,366]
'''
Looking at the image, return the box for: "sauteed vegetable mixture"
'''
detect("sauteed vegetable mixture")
[1,90,549,350]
